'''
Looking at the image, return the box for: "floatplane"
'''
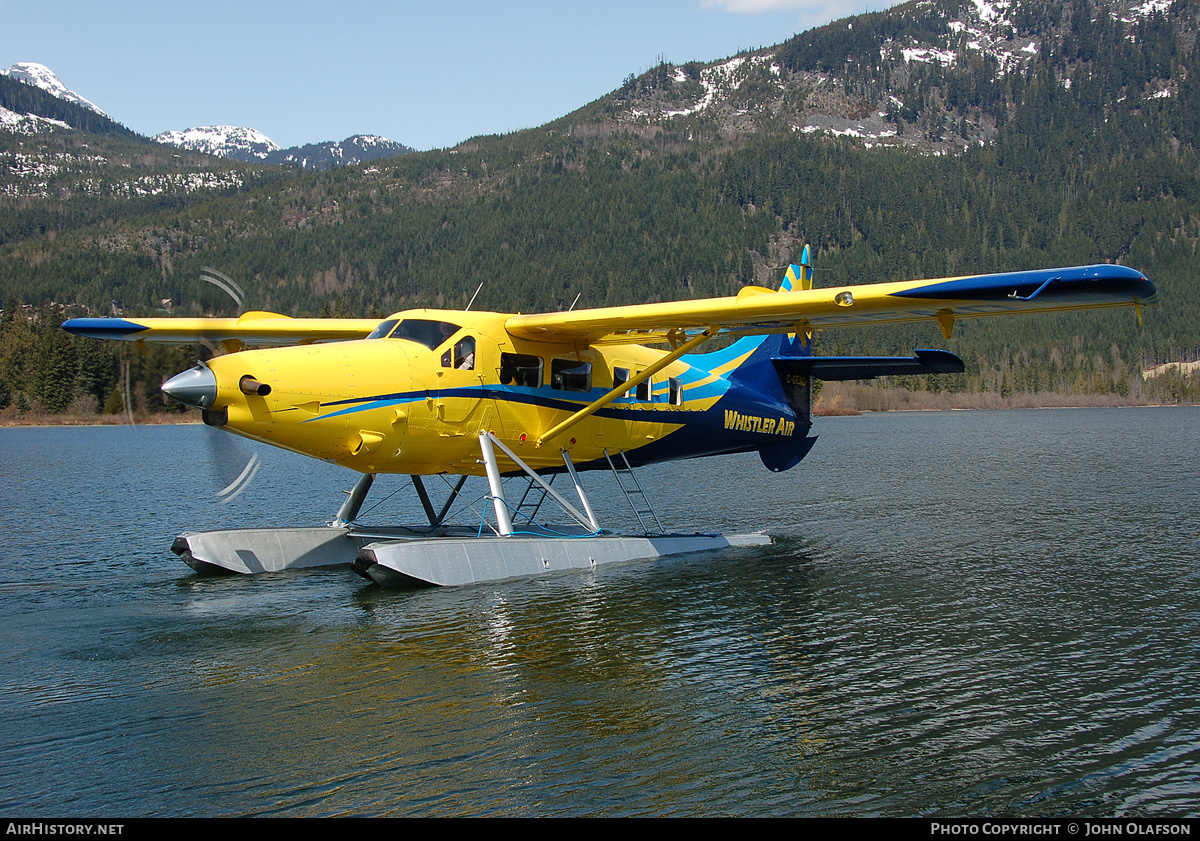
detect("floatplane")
[63,249,1157,586]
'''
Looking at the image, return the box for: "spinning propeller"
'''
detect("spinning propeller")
[166,267,264,504]
[198,267,246,312]
[205,426,261,504]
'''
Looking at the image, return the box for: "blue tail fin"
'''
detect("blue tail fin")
[779,245,813,293]
[682,248,816,395]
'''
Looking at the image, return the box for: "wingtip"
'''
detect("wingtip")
[60,318,149,339]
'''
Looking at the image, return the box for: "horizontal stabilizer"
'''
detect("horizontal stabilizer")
[775,349,965,381]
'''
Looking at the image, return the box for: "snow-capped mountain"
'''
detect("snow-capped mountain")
[153,125,281,160]
[612,0,1179,153]
[1,62,107,117]
[0,104,68,134]
[5,0,1181,167]
[0,63,413,170]
[268,134,414,170]
[152,125,413,170]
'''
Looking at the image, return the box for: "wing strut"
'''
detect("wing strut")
[536,327,718,446]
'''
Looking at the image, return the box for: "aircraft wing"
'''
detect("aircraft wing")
[61,311,382,347]
[506,264,1158,344]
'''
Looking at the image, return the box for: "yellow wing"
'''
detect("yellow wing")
[62,310,383,349]
[506,264,1158,345]
[64,264,1157,349]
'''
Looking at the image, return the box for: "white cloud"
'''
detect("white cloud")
[703,0,859,12]
[701,0,902,33]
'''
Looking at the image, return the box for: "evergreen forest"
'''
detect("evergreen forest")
[2,0,1198,419]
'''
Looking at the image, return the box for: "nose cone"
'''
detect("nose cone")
[162,364,218,409]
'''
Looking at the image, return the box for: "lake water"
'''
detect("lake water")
[0,407,1197,817]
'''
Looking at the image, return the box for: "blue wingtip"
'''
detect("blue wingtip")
[891,264,1156,304]
[61,318,149,339]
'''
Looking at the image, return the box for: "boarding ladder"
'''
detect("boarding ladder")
[604,449,664,536]
[511,472,556,527]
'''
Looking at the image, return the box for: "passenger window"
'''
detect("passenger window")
[635,374,651,402]
[613,367,630,396]
[669,377,683,406]
[500,353,543,388]
[551,359,591,392]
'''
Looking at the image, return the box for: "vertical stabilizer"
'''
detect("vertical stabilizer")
[780,245,813,293]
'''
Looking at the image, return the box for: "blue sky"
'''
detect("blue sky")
[3,0,897,151]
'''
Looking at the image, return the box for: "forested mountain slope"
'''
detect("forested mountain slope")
[2,0,1197,416]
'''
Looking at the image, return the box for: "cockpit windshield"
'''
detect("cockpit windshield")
[385,319,462,349]
[365,319,399,339]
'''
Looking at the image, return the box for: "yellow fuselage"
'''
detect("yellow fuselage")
[202,309,761,476]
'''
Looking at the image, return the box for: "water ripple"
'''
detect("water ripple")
[0,409,1197,815]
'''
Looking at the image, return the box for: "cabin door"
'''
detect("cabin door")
[434,332,483,426]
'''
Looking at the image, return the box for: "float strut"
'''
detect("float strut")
[485,433,598,532]
[334,472,375,526]
[562,450,600,532]
[412,475,468,527]
[479,433,514,536]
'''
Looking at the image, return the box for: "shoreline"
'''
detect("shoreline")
[0,412,199,427]
[810,382,1181,415]
[812,402,1185,417]
[2,395,1190,427]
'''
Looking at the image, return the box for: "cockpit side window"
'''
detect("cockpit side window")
[441,336,476,370]
[389,319,462,350]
